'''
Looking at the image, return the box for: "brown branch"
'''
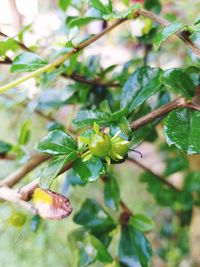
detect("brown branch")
[131,97,187,130]
[139,8,200,58]
[127,157,180,192]
[76,19,126,50]
[0,154,49,188]
[0,186,37,214]
[0,154,16,160]
[0,31,32,52]
[68,73,119,87]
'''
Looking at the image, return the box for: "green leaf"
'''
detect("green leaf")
[73,110,110,128]
[119,224,152,267]
[73,198,116,235]
[164,108,200,155]
[47,122,65,132]
[73,158,91,182]
[121,67,163,112]
[104,176,120,211]
[0,38,19,56]
[39,153,78,189]
[183,172,200,193]
[183,172,200,205]
[89,0,109,14]
[59,0,71,11]
[195,14,200,25]
[69,230,113,267]
[18,118,31,145]
[69,17,102,28]
[36,130,77,155]
[160,69,196,98]
[130,214,154,232]
[31,215,42,232]
[153,22,184,51]
[0,140,12,154]
[11,52,48,73]
[41,66,66,88]
[103,5,139,20]
[189,23,200,33]
[73,157,105,182]
[38,87,75,111]
[89,235,113,263]
[67,169,87,187]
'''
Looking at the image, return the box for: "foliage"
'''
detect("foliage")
[0,0,200,266]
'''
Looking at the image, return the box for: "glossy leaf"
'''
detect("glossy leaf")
[130,214,154,232]
[73,157,105,182]
[164,108,200,155]
[69,17,102,28]
[153,22,183,51]
[11,52,48,73]
[89,0,109,14]
[89,235,113,263]
[104,176,120,210]
[73,110,110,128]
[36,130,77,155]
[31,215,42,232]
[39,153,77,189]
[73,198,116,235]
[38,87,75,111]
[160,69,196,98]
[0,140,12,154]
[119,224,152,267]
[67,169,87,187]
[121,67,163,112]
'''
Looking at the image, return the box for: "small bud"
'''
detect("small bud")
[33,188,72,220]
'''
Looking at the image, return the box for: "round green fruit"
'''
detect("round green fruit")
[9,212,27,228]
[109,137,129,160]
[89,133,111,158]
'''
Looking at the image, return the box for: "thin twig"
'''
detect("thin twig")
[0,19,126,94]
[127,157,180,191]
[130,97,187,130]
[0,31,32,52]
[68,73,119,87]
[0,154,49,188]
[139,8,200,58]
[0,154,15,160]
[0,186,37,214]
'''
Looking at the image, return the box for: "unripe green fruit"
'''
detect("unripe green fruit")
[109,137,129,160]
[9,212,27,227]
[142,18,153,35]
[89,133,111,158]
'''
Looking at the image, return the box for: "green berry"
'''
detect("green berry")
[109,137,129,160]
[89,133,111,158]
[9,212,27,228]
